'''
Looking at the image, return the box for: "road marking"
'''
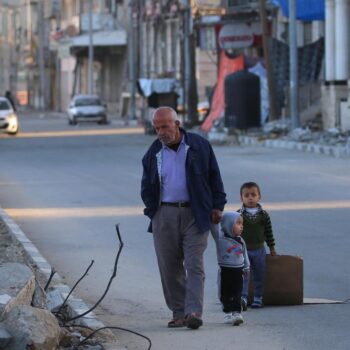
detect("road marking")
[4,200,350,218]
[2,128,144,138]
[226,200,350,210]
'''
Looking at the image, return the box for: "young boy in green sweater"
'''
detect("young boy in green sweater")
[239,182,276,309]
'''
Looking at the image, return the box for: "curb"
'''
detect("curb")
[238,136,350,158]
[0,207,106,330]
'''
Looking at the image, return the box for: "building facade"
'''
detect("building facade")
[0,0,32,105]
[323,0,350,131]
[52,0,128,112]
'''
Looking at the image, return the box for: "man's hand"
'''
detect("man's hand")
[270,248,277,256]
[211,209,222,224]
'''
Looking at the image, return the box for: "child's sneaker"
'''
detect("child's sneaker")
[241,297,248,311]
[224,312,233,324]
[251,297,263,309]
[232,312,244,326]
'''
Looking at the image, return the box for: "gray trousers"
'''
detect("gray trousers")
[152,205,209,319]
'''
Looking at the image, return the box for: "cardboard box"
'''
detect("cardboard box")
[248,254,303,305]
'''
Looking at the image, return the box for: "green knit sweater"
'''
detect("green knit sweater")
[239,204,275,251]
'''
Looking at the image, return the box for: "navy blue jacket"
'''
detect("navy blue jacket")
[141,129,227,233]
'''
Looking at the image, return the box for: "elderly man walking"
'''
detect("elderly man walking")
[141,106,226,329]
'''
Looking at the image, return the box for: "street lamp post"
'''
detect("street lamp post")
[182,0,198,126]
[259,0,277,121]
[88,0,94,95]
[128,0,136,121]
[38,0,47,109]
[289,0,299,129]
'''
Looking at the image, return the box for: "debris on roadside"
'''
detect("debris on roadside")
[200,115,350,151]
[0,220,123,350]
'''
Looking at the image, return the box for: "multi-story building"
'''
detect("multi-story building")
[323,0,350,131]
[0,0,59,109]
[2,0,348,132]
[194,0,326,129]
[136,0,198,124]
[52,0,128,112]
[0,0,27,104]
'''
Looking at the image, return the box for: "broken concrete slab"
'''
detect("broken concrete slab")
[2,305,61,350]
[47,288,65,313]
[0,327,12,348]
[0,263,35,316]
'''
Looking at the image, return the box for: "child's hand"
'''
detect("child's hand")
[243,270,249,277]
[270,248,277,256]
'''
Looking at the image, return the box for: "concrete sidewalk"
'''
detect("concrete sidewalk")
[237,134,350,158]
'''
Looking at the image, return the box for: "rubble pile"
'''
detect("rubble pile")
[260,116,350,147]
[206,116,350,151]
[0,220,116,350]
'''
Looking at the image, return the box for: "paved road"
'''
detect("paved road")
[0,113,349,350]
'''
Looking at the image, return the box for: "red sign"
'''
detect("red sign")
[218,23,262,49]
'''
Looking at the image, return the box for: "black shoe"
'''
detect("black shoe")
[168,318,186,328]
[185,313,203,330]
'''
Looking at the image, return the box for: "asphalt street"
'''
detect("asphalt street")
[0,113,349,350]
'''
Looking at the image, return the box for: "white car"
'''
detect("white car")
[0,97,19,135]
[67,94,108,125]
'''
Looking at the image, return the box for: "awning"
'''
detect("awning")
[272,0,325,21]
[137,79,180,97]
[70,30,127,48]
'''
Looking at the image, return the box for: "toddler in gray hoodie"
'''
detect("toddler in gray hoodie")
[216,211,250,325]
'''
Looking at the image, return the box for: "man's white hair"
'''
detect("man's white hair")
[152,106,178,122]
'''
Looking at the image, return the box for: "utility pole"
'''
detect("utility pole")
[88,0,94,95]
[55,4,61,111]
[259,0,277,121]
[11,8,19,95]
[183,0,198,125]
[128,0,136,121]
[288,0,299,129]
[38,0,47,109]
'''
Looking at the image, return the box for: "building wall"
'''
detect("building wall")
[0,5,18,96]
[322,0,350,131]
[196,49,217,102]
[140,17,182,79]
[56,0,128,113]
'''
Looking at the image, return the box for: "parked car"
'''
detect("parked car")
[67,94,108,125]
[0,97,19,135]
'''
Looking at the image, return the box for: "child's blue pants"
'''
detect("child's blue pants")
[242,246,266,300]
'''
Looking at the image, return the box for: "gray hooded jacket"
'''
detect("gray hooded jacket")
[217,211,250,270]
